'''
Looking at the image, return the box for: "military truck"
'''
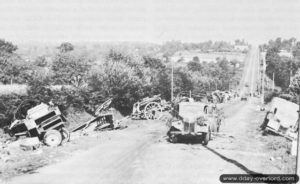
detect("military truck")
[167,116,211,145]
[167,102,212,145]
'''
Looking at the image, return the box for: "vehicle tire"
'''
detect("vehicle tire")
[60,127,70,145]
[202,131,211,146]
[43,129,62,147]
[144,102,162,120]
[169,134,178,143]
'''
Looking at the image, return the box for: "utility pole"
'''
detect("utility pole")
[261,56,265,105]
[296,95,300,180]
[171,58,174,102]
[290,69,293,86]
[272,72,275,92]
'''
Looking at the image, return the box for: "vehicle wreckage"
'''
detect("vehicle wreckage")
[8,100,70,147]
[131,94,170,120]
[70,98,128,133]
[7,98,128,147]
[261,97,298,140]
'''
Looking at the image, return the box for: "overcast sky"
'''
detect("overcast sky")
[0,0,299,44]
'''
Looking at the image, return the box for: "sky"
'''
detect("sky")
[0,0,299,44]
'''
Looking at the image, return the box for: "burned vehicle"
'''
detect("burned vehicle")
[167,102,212,145]
[260,97,298,140]
[8,100,70,147]
[70,98,120,132]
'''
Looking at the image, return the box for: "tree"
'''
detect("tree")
[34,55,48,67]
[51,53,92,85]
[187,61,202,72]
[289,69,300,95]
[0,51,33,84]
[193,56,200,62]
[293,42,300,59]
[57,42,74,53]
[88,53,145,114]
[173,67,193,94]
[0,39,17,53]
[143,56,165,69]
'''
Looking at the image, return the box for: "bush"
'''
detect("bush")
[279,93,297,103]
[0,94,28,128]
[264,91,278,103]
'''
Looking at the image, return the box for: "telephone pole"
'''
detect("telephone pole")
[296,95,300,179]
[272,72,275,92]
[261,55,265,105]
[171,59,174,102]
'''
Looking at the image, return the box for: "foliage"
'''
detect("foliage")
[88,53,147,114]
[0,53,34,84]
[264,91,278,103]
[187,61,202,72]
[0,39,18,53]
[57,42,74,53]
[0,40,246,128]
[34,55,48,67]
[186,57,241,92]
[51,52,92,85]
[0,94,28,127]
[264,37,300,90]
[289,69,300,95]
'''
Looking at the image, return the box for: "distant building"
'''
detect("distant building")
[234,45,248,51]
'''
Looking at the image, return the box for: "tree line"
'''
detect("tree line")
[262,37,300,102]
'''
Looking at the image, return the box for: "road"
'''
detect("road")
[239,46,260,96]
[5,47,280,184]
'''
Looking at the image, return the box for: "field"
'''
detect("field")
[0,85,27,95]
[170,50,246,63]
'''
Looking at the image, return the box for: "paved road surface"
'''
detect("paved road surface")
[6,47,279,184]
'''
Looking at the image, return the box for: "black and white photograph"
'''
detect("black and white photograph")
[0,0,300,183]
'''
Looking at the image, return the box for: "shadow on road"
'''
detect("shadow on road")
[204,146,261,175]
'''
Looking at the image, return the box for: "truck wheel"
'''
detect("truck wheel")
[169,134,178,143]
[202,131,211,146]
[60,127,70,145]
[43,129,62,147]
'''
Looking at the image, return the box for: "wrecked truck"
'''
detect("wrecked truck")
[261,97,298,140]
[167,102,212,145]
[8,100,70,147]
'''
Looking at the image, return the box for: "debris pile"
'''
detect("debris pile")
[68,98,128,134]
